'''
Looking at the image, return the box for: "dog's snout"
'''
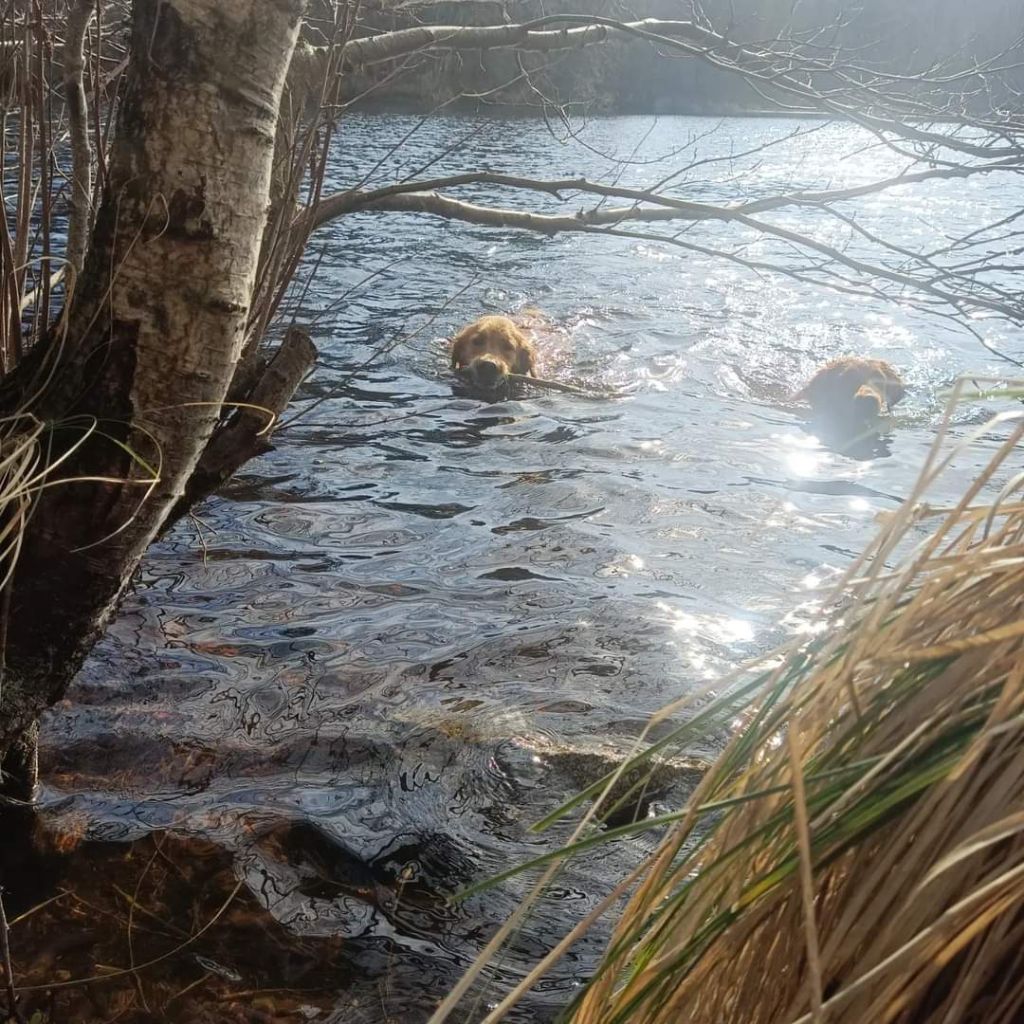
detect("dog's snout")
[853,387,883,419]
[470,357,506,388]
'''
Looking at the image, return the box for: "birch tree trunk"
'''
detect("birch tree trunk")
[0,0,305,796]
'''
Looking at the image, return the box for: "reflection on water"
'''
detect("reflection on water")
[34,114,1024,1020]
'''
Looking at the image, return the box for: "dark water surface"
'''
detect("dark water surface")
[37,115,1024,1019]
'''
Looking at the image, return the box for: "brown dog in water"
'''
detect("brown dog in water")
[796,357,905,430]
[450,315,537,393]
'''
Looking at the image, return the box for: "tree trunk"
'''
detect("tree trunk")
[0,0,305,797]
[167,325,317,528]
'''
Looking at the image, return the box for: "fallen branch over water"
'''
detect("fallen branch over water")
[507,373,628,399]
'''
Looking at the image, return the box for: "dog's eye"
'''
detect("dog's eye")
[501,340,513,351]
[472,336,484,347]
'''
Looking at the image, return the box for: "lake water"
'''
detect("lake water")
[38,115,1024,1020]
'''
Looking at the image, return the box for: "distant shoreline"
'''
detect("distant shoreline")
[348,101,1005,123]
[352,99,826,118]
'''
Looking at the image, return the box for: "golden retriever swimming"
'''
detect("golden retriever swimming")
[450,315,537,393]
[796,357,905,429]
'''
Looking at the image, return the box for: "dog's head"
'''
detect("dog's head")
[798,357,906,427]
[450,316,536,394]
[852,366,905,422]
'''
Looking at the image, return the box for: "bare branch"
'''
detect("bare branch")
[324,189,1024,327]
[307,162,1019,235]
[337,19,643,67]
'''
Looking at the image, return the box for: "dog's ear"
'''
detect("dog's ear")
[450,327,474,369]
[515,338,536,377]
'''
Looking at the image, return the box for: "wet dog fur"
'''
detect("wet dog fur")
[796,357,905,432]
[450,315,537,395]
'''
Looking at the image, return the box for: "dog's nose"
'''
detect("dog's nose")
[852,388,883,419]
[470,358,504,388]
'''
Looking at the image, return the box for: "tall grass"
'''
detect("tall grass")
[440,382,1024,1024]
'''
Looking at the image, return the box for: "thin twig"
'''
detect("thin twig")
[16,880,244,993]
[0,887,24,1024]
[505,373,627,399]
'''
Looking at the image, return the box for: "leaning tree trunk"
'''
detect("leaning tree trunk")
[0,0,305,796]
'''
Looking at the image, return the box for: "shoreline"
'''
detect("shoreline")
[346,101,1012,123]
